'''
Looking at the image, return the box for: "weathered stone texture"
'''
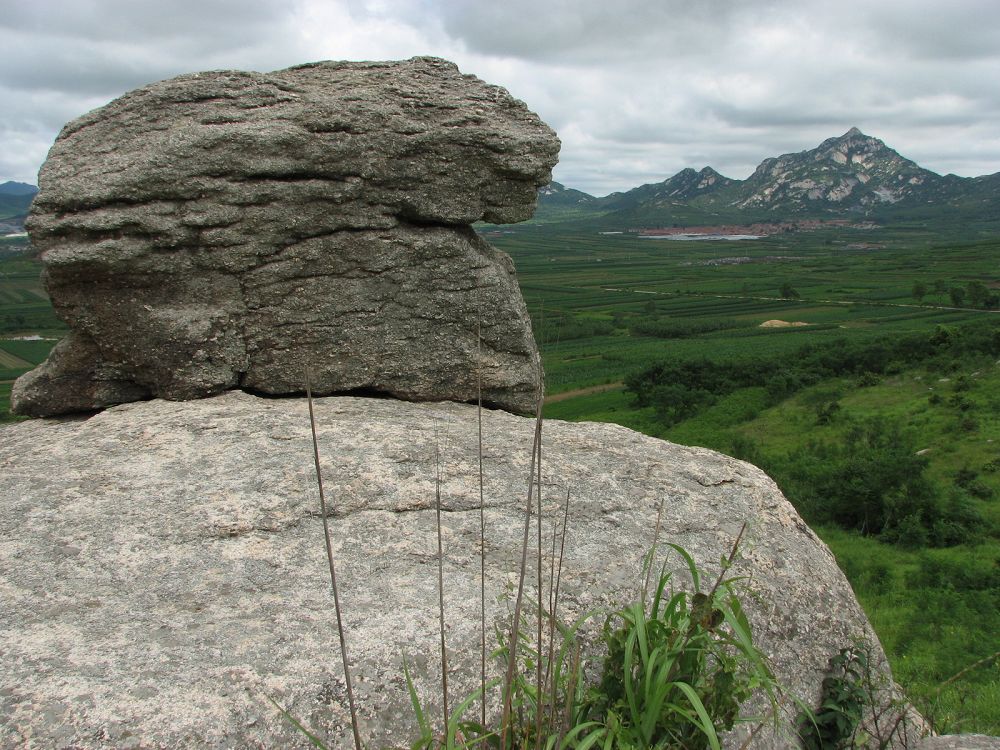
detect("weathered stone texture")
[0,393,919,748]
[915,737,1000,750]
[13,57,557,417]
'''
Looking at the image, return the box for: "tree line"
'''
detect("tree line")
[626,321,1000,547]
[912,279,999,308]
[626,321,1000,424]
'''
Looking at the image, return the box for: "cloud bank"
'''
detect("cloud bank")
[2,0,999,196]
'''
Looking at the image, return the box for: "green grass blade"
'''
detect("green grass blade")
[403,656,432,742]
[670,681,721,750]
[266,694,330,750]
[665,543,701,592]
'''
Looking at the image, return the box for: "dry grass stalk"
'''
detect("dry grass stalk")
[499,386,545,748]
[544,488,571,737]
[304,366,362,750]
[641,495,667,607]
[476,301,487,730]
[435,439,450,736]
[535,408,544,750]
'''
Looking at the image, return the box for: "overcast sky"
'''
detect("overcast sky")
[2,0,999,196]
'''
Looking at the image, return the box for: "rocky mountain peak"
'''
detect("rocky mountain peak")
[695,166,728,187]
[814,128,903,169]
[539,129,999,225]
[739,127,933,212]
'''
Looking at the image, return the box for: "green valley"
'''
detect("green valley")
[491,220,999,734]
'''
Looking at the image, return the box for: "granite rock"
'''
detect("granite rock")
[915,737,1000,750]
[13,57,557,417]
[0,393,921,748]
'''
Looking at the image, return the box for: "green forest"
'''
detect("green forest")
[2,218,998,733]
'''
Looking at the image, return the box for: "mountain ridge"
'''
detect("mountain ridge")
[0,182,38,232]
[538,128,1000,226]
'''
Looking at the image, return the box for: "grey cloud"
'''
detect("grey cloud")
[3,0,1000,190]
[855,0,1000,61]
[2,0,291,43]
[384,0,754,63]
[0,0,312,182]
[0,0,306,94]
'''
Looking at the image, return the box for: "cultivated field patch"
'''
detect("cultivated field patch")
[0,345,32,369]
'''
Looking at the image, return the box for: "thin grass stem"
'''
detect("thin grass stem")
[500,388,545,749]
[936,649,1000,693]
[542,492,560,732]
[703,521,747,603]
[435,439,450,736]
[477,296,487,730]
[562,644,582,739]
[641,495,666,607]
[304,366,362,750]
[544,489,571,737]
[535,404,544,750]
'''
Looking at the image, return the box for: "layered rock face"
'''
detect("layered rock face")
[0,392,919,749]
[12,57,558,417]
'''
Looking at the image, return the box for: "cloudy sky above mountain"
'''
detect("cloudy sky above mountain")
[2,0,999,196]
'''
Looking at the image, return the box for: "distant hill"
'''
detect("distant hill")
[538,129,1000,226]
[600,167,733,210]
[530,181,605,223]
[537,181,597,207]
[0,181,39,197]
[0,181,38,232]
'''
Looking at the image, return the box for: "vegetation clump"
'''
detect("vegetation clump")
[794,643,918,750]
[628,322,1000,550]
[278,525,788,749]
[627,321,1000,430]
[574,540,779,749]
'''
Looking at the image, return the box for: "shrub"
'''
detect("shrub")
[856,372,881,388]
[797,647,868,750]
[574,542,780,749]
[815,400,841,425]
[777,418,986,547]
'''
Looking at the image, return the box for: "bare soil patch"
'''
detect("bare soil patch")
[546,381,624,403]
[759,319,810,328]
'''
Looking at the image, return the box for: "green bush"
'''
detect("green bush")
[576,545,779,749]
[776,418,985,547]
[797,647,869,750]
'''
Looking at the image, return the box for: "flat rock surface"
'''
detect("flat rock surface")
[1,393,915,748]
[915,737,1000,750]
[14,57,557,417]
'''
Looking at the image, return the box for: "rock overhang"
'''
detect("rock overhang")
[14,56,559,418]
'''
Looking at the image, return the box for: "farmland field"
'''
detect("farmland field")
[0,252,65,418]
[480,223,998,400]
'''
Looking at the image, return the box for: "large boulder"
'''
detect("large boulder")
[12,57,557,417]
[0,392,919,748]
